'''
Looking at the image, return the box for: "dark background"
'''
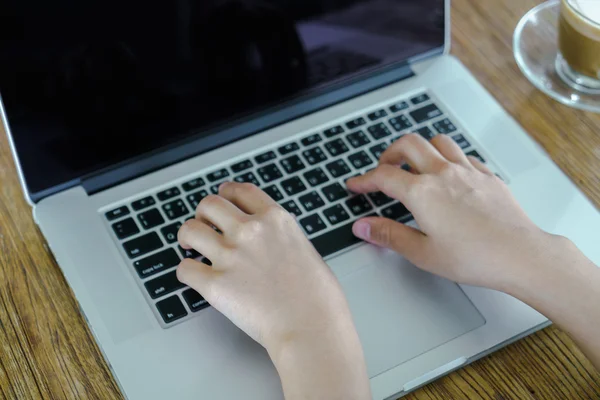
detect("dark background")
[0,0,444,196]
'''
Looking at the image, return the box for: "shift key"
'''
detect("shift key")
[145,270,185,299]
[123,232,163,259]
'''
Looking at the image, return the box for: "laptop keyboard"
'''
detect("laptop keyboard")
[102,91,496,327]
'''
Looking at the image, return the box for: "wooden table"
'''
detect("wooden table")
[1,0,599,398]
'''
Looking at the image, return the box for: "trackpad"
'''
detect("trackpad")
[332,247,485,377]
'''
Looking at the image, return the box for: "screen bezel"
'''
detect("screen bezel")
[2,0,450,204]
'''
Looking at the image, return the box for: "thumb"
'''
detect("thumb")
[353,217,427,260]
[177,258,217,301]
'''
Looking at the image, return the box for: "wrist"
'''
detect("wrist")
[498,233,585,301]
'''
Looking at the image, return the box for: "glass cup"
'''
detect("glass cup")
[556,0,600,94]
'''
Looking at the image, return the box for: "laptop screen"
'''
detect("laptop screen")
[0,0,445,198]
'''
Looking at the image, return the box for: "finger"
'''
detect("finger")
[380,133,448,173]
[346,164,417,203]
[352,217,428,264]
[219,182,277,214]
[178,218,225,261]
[195,194,248,232]
[177,258,218,302]
[468,156,494,175]
[429,135,471,167]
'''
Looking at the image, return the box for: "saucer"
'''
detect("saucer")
[514,0,600,113]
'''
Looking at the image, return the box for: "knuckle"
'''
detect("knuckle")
[235,219,264,241]
[372,221,393,245]
[265,205,293,224]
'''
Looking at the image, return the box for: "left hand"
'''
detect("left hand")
[176,182,358,356]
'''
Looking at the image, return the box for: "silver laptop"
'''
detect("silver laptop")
[2,1,599,399]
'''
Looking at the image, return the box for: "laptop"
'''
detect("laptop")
[1,0,599,399]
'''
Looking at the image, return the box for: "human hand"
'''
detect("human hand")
[176,182,357,355]
[347,133,557,291]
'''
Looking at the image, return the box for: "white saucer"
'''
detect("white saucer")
[514,0,600,113]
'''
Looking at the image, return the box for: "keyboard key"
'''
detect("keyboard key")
[145,270,185,299]
[303,168,329,187]
[156,296,188,324]
[345,195,373,216]
[106,206,129,221]
[182,289,210,312]
[278,142,300,155]
[310,220,364,258]
[410,104,443,124]
[138,209,165,230]
[133,248,181,279]
[326,159,351,178]
[182,178,205,192]
[298,191,325,212]
[131,197,156,211]
[323,204,350,225]
[255,151,277,164]
[323,125,345,138]
[257,164,283,183]
[416,126,436,141]
[179,245,201,259]
[367,123,392,140]
[263,185,284,201]
[389,115,413,132]
[433,118,457,134]
[187,189,209,209]
[112,218,140,240]
[466,150,486,163]
[231,159,253,173]
[411,93,430,105]
[389,101,409,113]
[346,117,366,130]
[299,214,327,235]
[234,172,261,186]
[281,177,307,196]
[301,133,323,147]
[161,222,182,244]
[281,155,306,174]
[369,142,388,159]
[346,131,371,148]
[452,134,471,150]
[367,109,388,121]
[348,151,374,169]
[381,202,411,221]
[368,192,394,207]
[206,169,230,182]
[302,147,327,165]
[162,200,189,220]
[281,200,303,217]
[123,232,163,259]
[157,188,181,201]
[324,139,349,157]
[322,183,349,202]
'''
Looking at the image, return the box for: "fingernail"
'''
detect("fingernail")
[219,182,231,190]
[353,220,371,240]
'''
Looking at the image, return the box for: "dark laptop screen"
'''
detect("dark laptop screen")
[0,0,445,198]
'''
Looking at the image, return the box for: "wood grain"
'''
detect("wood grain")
[1,0,599,398]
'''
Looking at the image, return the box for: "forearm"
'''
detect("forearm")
[502,236,600,370]
[269,320,371,400]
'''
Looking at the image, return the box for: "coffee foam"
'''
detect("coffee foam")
[569,0,600,24]
[564,0,600,40]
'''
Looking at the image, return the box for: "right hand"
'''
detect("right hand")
[346,133,560,291]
